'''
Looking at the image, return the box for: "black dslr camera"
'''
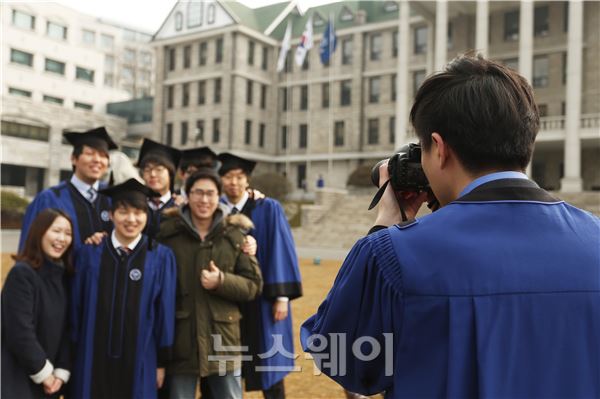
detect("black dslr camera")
[369,143,439,218]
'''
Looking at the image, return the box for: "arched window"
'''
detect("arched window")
[187,2,203,28]
[207,4,216,24]
[175,12,183,31]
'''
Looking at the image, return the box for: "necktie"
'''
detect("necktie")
[152,198,163,210]
[118,246,132,256]
[87,187,97,203]
[231,207,239,215]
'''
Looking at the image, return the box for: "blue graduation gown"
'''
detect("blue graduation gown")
[19,181,112,252]
[145,197,177,239]
[70,236,177,399]
[301,178,600,398]
[235,197,303,390]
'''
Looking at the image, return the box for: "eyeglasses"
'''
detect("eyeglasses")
[189,189,218,199]
[142,165,167,175]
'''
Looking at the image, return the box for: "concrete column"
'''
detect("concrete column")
[395,0,410,148]
[475,0,489,56]
[519,0,534,176]
[561,0,584,192]
[426,21,435,75]
[434,0,448,71]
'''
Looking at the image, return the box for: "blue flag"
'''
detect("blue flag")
[319,20,337,65]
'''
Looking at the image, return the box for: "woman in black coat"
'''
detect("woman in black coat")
[2,208,74,398]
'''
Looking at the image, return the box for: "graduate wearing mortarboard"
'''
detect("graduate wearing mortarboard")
[70,178,176,399]
[218,153,302,398]
[174,146,219,204]
[136,139,181,236]
[19,127,117,252]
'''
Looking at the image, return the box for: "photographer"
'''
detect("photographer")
[301,54,600,398]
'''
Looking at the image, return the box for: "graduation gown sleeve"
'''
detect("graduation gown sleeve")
[300,231,399,396]
[154,245,177,366]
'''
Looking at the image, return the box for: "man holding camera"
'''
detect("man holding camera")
[301,54,600,398]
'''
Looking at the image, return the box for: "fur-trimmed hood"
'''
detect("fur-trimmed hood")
[223,213,254,232]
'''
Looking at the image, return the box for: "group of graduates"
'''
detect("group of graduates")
[2,127,302,399]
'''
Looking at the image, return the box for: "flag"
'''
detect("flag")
[319,19,337,65]
[295,16,313,66]
[277,22,292,72]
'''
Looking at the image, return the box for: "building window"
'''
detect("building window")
[262,46,268,70]
[389,116,395,144]
[124,48,136,64]
[260,84,267,109]
[45,58,65,75]
[392,30,398,57]
[297,164,306,189]
[281,88,289,111]
[246,80,253,105]
[215,38,223,63]
[563,1,569,32]
[391,74,397,101]
[196,120,204,142]
[341,80,352,106]
[181,121,188,145]
[105,55,115,72]
[284,53,293,72]
[168,48,176,71]
[165,123,173,145]
[187,2,203,28]
[245,120,252,145]
[368,118,379,145]
[212,118,220,143]
[101,34,114,49]
[182,83,190,107]
[167,86,174,109]
[82,29,95,45]
[538,104,548,117]
[299,124,308,148]
[340,6,354,22]
[199,42,207,65]
[183,45,191,68]
[74,102,93,110]
[46,21,67,40]
[76,67,94,82]
[414,26,427,54]
[334,121,344,146]
[43,95,64,105]
[370,34,382,61]
[281,126,288,150]
[104,74,114,87]
[369,77,380,103]
[175,12,183,31]
[10,49,33,67]
[207,4,216,24]
[342,38,353,65]
[413,70,426,96]
[322,83,330,108]
[214,78,221,103]
[533,55,549,88]
[141,51,152,66]
[8,87,32,97]
[122,67,134,82]
[383,1,399,12]
[12,10,35,30]
[198,80,206,104]
[0,121,49,142]
[300,85,308,110]
[504,10,519,41]
[248,41,255,65]
[534,5,549,37]
[259,123,265,148]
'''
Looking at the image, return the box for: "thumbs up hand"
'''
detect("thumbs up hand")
[201,261,222,290]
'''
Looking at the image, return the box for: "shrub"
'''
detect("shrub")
[347,164,375,187]
[1,191,29,229]
[251,173,291,202]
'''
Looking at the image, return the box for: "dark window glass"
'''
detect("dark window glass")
[368,118,379,145]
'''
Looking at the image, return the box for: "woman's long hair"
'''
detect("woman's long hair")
[13,208,74,273]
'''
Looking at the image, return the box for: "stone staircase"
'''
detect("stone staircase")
[292,188,599,251]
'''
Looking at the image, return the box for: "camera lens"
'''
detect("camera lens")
[371,159,387,187]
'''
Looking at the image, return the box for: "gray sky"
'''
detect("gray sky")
[54,0,337,34]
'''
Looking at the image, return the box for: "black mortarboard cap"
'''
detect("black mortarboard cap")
[63,126,118,154]
[217,152,257,176]
[180,147,218,170]
[99,178,160,203]
[136,139,181,172]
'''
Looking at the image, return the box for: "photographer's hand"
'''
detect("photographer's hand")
[374,161,427,226]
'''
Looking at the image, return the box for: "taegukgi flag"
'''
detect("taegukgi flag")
[295,15,313,66]
[277,21,292,72]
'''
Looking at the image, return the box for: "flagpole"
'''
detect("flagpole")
[327,12,334,182]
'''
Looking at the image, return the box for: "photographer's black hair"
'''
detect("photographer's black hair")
[410,53,539,173]
[185,168,223,197]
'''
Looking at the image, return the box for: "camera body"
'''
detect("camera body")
[371,143,430,191]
